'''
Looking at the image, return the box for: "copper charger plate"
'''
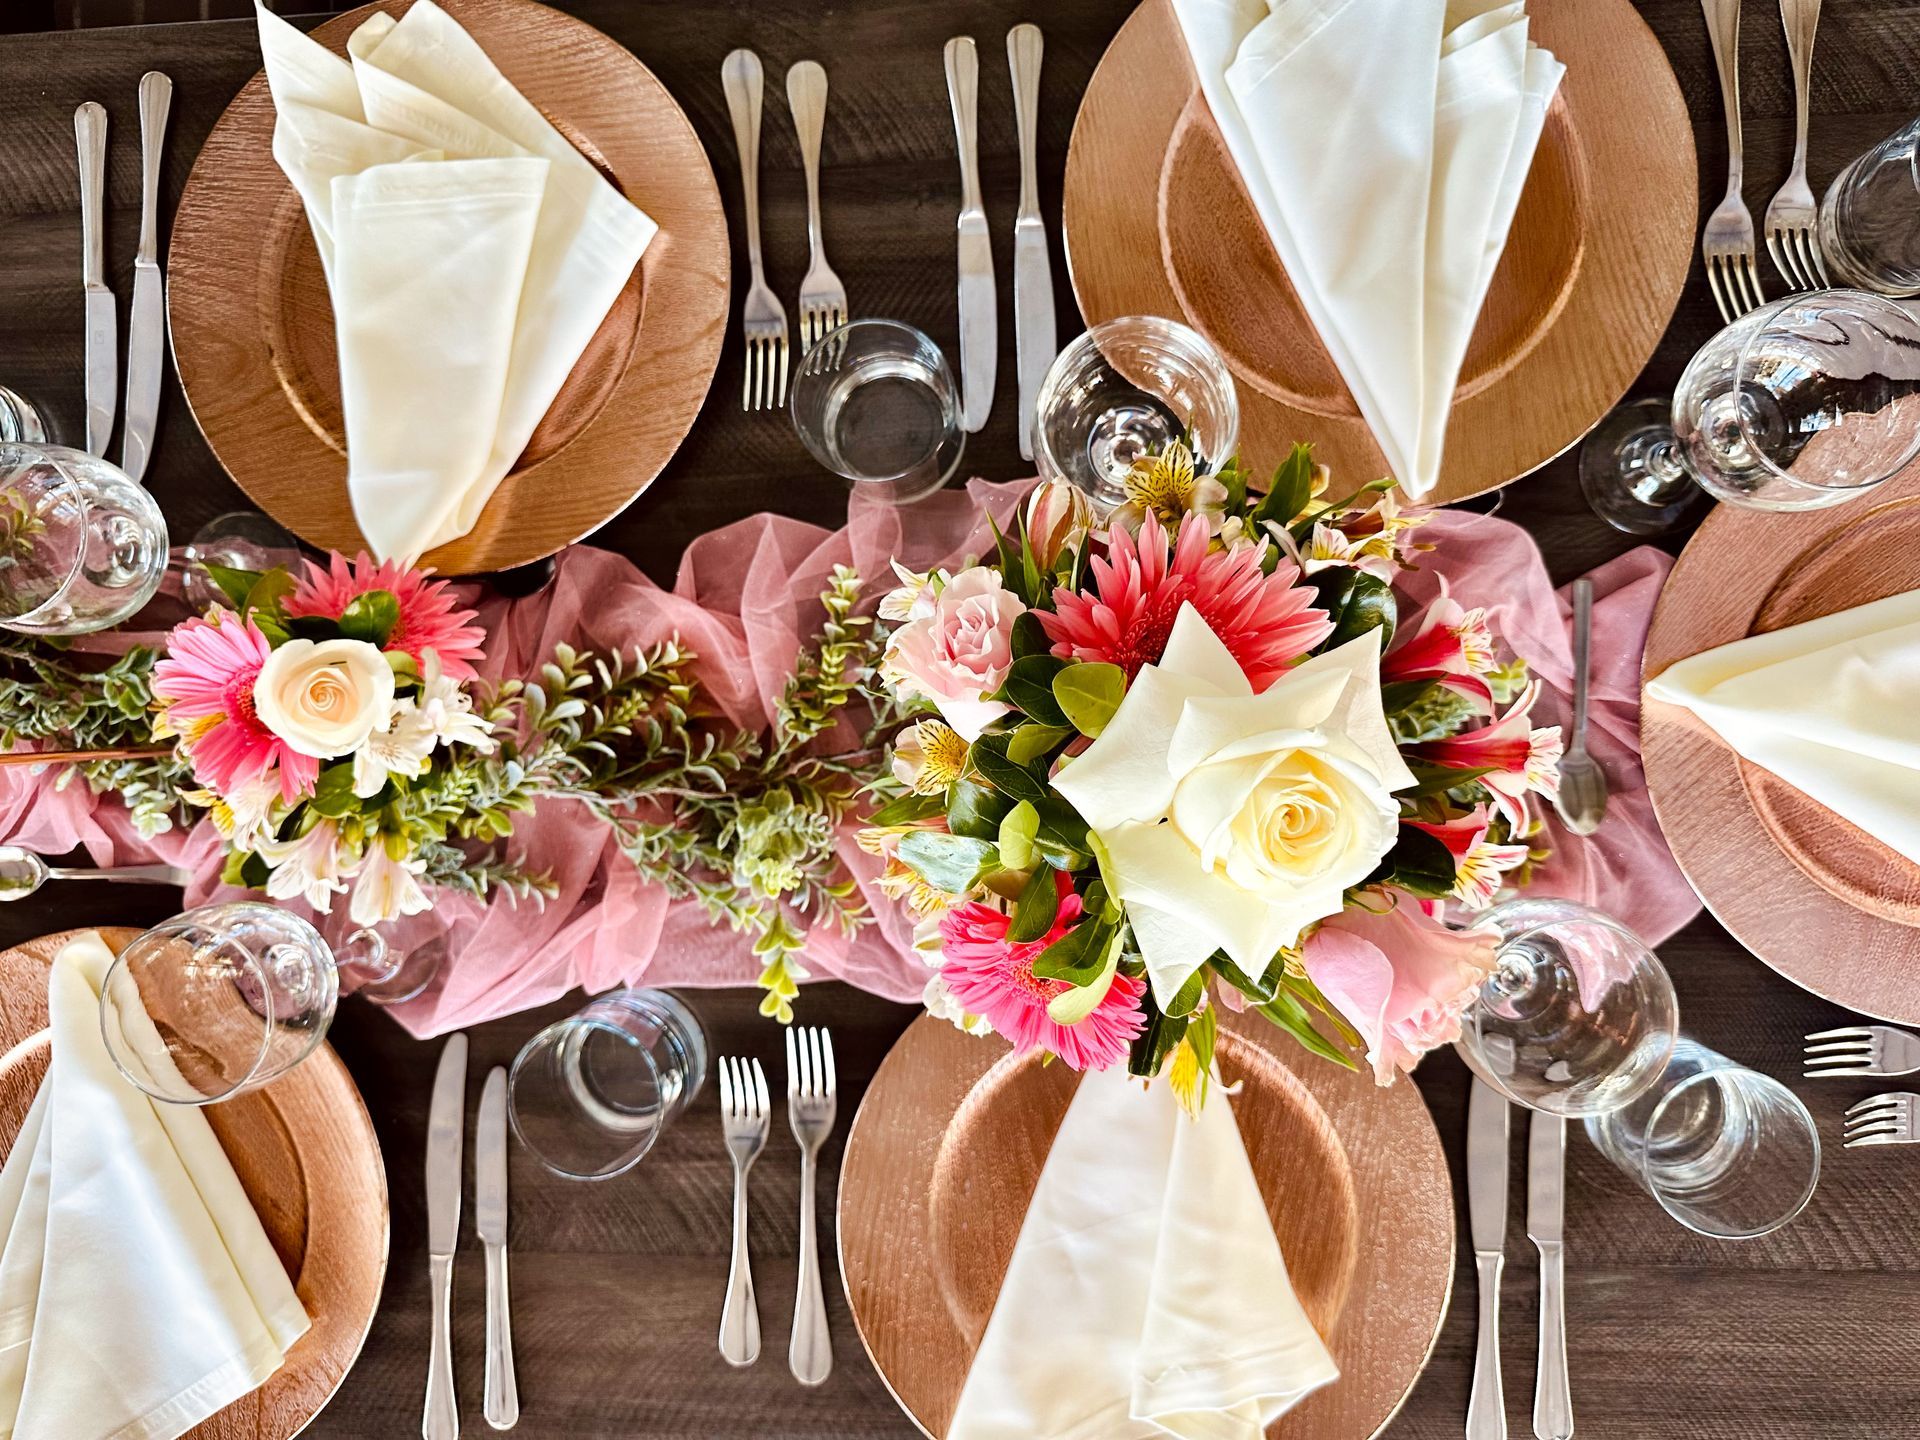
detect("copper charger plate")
[840,1009,1454,1440]
[1063,0,1695,504]
[1643,465,1920,1023]
[0,928,389,1439]
[169,0,729,576]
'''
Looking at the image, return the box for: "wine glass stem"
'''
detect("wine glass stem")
[1625,432,1692,505]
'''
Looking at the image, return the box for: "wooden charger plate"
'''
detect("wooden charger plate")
[0,928,388,1438]
[1643,466,1920,1023]
[840,1009,1454,1440]
[1063,0,1694,503]
[169,0,728,576]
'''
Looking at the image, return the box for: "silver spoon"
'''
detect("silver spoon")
[1553,578,1608,836]
[0,845,190,900]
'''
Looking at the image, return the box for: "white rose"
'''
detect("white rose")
[254,638,396,759]
[1052,603,1414,1007]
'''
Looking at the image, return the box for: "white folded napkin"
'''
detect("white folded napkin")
[948,1067,1338,1440]
[0,933,309,1440]
[1169,0,1563,497]
[1647,588,1920,863]
[256,1,658,562]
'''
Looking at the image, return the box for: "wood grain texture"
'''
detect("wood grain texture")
[0,927,388,1440]
[1063,0,1695,506]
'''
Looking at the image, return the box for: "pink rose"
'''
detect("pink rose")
[881,566,1024,740]
[1302,900,1497,1085]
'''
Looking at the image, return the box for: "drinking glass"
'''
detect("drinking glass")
[0,387,47,444]
[1457,898,1680,1118]
[1819,117,1920,296]
[179,510,303,611]
[790,320,964,504]
[1032,316,1239,512]
[1580,290,1920,534]
[508,988,708,1180]
[1585,1040,1820,1239]
[0,442,167,634]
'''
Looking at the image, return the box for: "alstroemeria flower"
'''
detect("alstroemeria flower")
[1381,579,1497,711]
[257,819,358,912]
[1408,681,1563,831]
[1405,805,1530,910]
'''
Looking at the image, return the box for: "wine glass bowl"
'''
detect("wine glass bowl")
[0,443,167,634]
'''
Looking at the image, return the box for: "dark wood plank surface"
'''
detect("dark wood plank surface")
[3,2,1920,1436]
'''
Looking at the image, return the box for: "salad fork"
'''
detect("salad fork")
[1701,0,1767,323]
[1804,1024,1920,1078]
[786,1026,838,1386]
[717,1055,769,1366]
[786,62,849,370]
[1844,1092,1920,1147]
[1764,0,1829,289]
[721,50,789,412]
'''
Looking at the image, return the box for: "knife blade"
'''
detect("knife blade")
[945,36,996,434]
[1007,24,1054,462]
[74,101,115,459]
[121,72,173,484]
[1466,1078,1510,1440]
[477,1068,519,1430]
[1528,1114,1573,1440]
[424,1033,468,1440]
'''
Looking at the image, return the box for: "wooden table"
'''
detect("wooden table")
[3,1,1919,1435]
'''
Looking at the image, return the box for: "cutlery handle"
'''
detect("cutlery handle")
[1570,578,1593,753]
[135,72,172,265]
[721,49,767,279]
[1467,1251,1507,1440]
[786,61,828,263]
[74,101,107,288]
[424,1253,459,1440]
[483,1243,519,1430]
[719,1163,760,1366]
[789,1149,832,1385]
[1008,24,1043,218]
[1779,0,1821,167]
[44,862,186,885]
[1532,1241,1573,1440]
[1700,0,1744,195]
[945,37,983,215]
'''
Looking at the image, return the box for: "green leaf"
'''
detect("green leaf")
[897,831,998,894]
[1210,950,1288,1004]
[306,762,362,818]
[201,562,263,612]
[1011,611,1053,659]
[241,568,296,622]
[1214,453,1252,512]
[1307,568,1396,652]
[1257,990,1359,1071]
[1053,663,1127,738]
[338,588,401,647]
[867,790,946,827]
[1006,864,1061,943]
[1366,824,1458,898]
[1288,477,1397,542]
[1163,966,1208,1019]
[968,733,1051,805]
[1031,914,1117,985]
[1006,722,1073,767]
[998,654,1069,726]
[1128,997,1190,1079]
[1046,924,1124,1025]
[1380,679,1440,715]
[1250,442,1317,527]
[1401,759,1499,798]
[946,778,1013,840]
[997,800,1039,870]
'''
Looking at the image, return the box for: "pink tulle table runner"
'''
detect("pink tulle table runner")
[0,483,1699,1037]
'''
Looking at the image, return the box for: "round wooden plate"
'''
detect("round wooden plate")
[169,0,728,576]
[1643,466,1920,1023]
[1063,0,1694,503]
[839,1009,1454,1440]
[0,928,389,1439]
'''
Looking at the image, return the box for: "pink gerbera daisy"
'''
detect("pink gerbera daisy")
[938,875,1147,1071]
[1038,511,1333,689]
[152,610,318,803]
[285,552,487,680]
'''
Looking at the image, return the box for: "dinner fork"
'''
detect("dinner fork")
[1701,0,1767,323]
[1804,1024,1920,1078]
[1843,1092,1920,1147]
[1764,0,1830,289]
[722,50,789,412]
[717,1055,769,1366]
[786,1026,838,1386]
[786,62,849,371]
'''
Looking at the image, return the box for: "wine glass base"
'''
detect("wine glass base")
[351,935,445,1007]
[1579,398,1711,537]
[180,511,302,610]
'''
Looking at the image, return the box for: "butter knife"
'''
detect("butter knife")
[1527,1115,1572,1440]
[945,36,995,434]
[121,72,172,484]
[477,1067,519,1431]
[425,1033,468,1440]
[74,101,115,458]
[1467,1077,1510,1440]
[1007,24,1053,462]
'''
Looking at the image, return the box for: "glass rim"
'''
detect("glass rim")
[1636,1060,1821,1240]
[99,919,278,1106]
[507,1010,667,1182]
[0,445,93,623]
[789,319,960,489]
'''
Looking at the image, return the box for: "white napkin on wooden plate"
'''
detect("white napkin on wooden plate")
[947,1067,1337,1440]
[256,0,657,562]
[1648,589,1920,864]
[1169,0,1563,498]
[0,933,308,1440]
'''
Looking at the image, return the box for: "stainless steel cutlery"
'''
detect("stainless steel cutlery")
[1700,0,1766,324]
[1466,1077,1509,1440]
[1805,1024,1920,1078]
[723,50,790,413]
[477,1067,519,1432]
[74,100,115,458]
[785,1026,838,1387]
[1844,1092,1920,1147]
[1553,578,1606,837]
[786,61,848,365]
[1008,23,1054,462]
[717,1054,770,1367]
[0,844,189,898]
[425,1033,468,1440]
[945,36,996,434]
[1527,1115,1572,1440]
[1765,0,1829,290]
[121,71,172,484]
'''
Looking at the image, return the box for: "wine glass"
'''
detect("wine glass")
[1456,897,1680,1118]
[1032,316,1239,512]
[179,510,303,611]
[0,442,168,634]
[790,320,965,504]
[337,925,445,1007]
[0,387,48,444]
[1581,290,1920,535]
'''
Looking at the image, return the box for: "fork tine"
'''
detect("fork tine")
[1804,1040,1874,1058]
[1845,1111,1903,1134]
[1766,232,1800,290]
[1706,256,1734,326]
[719,1053,736,1116]
[776,337,790,409]
[1741,253,1768,313]
[785,1026,800,1095]
[1847,1093,1907,1117]
[1805,1063,1876,1077]
[821,1029,837,1095]
[1806,1027,1873,1042]
[751,1057,770,1117]
[1808,229,1832,287]
[1846,1131,1911,1147]
[806,1027,823,1100]
[1794,229,1823,290]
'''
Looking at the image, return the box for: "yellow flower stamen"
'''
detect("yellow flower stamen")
[1122,440,1198,523]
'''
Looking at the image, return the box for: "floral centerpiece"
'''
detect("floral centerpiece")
[863,443,1563,1091]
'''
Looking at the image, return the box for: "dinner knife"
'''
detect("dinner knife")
[1007,24,1054,462]
[1527,1115,1573,1440]
[425,1033,468,1440]
[1467,1077,1510,1440]
[121,72,173,484]
[477,1067,519,1431]
[944,36,996,434]
[74,101,115,458]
